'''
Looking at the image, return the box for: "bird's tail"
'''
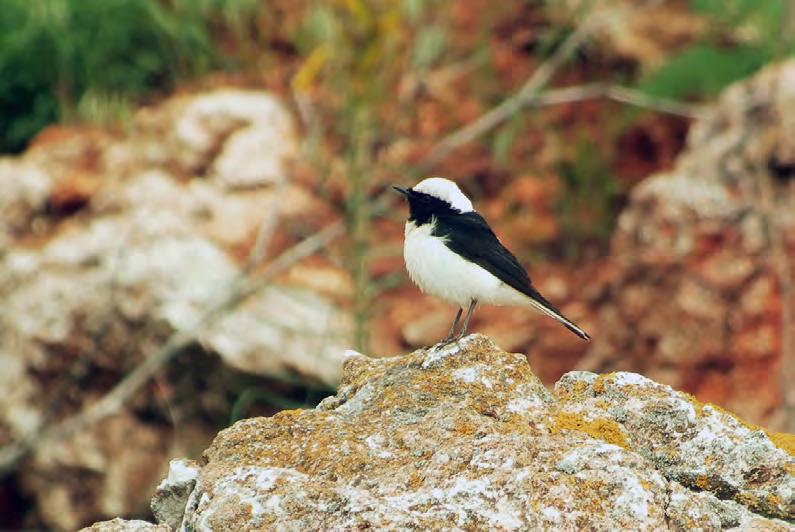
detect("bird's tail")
[524,291,591,341]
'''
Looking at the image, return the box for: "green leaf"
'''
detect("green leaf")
[641,44,769,99]
[412,26,446,69]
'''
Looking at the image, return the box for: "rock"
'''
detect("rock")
[170,89,297,187]
[23,413,170,532]
[136,335,793,530]
[151,460,200,530]
[0,87,348,530]
[555,372,794,519]
[0,159,52,243]
[79,518,170,532]
[582,60,795,430]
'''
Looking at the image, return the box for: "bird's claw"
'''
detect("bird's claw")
[431,335,459,350]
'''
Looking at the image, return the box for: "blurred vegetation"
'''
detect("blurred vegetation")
[292,0,403,351]
[643,0,795,98]
[0,0,257,152]
[229,376,334,423]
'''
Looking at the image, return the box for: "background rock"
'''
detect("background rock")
[134,335,793,530]
[168,89,297,188]
[579,61,795,430]
[0,160,52,245]
[0,88,349,531]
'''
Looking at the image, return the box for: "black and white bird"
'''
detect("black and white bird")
[394,177,591,344]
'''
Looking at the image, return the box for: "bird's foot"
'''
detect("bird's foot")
[431,335,457,350]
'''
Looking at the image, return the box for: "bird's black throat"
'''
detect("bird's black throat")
[402,190,463,226]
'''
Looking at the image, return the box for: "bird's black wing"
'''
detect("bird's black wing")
[432,211,549,303]
[433,211,590,340]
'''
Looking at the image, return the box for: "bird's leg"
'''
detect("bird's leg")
[455,299,478,340]
[439,308,463,344]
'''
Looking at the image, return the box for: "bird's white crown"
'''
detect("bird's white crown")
[412,177,473,213]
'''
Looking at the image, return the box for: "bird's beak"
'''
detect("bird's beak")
[392,185,410,196]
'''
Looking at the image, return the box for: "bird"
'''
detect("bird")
[393,177,591,344]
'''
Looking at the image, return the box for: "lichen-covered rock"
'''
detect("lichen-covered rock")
[78,518,171,532]
[150,460,200,530]
[555,371,795,520]
[141,335,793,530]
[581,60,795,430]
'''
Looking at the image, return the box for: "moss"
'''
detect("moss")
[681,392,706,417]
[550,412,630,450]
[454,418,478,436]
[408,471,424,490]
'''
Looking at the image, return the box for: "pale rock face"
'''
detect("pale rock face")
[172,89,297,188]
[0,159,53,243]
[0,87,348,531]
[130,335,794,531]
[151,460,201,530]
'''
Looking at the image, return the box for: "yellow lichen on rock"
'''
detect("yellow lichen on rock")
[549,411,630,450]
[591,373,614,395]
[767,432,795,458]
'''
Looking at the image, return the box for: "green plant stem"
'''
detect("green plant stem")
[346,105,375,353]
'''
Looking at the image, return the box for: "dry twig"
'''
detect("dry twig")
[529,84,708,119]
[416,13,600,173]
[415,0,686,174]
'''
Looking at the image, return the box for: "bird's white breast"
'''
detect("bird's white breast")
[403,220,528,309]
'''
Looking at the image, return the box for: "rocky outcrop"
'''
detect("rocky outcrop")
[581,61,795,430]
[80,518,170,532]
[102,335,794,530]
[0,89,350,530]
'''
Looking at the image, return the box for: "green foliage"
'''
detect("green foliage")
[412,25,447,70]
[491,115,522,169]
[643,44,769,99]
[641,0,793,99]
[0,0,257,153]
